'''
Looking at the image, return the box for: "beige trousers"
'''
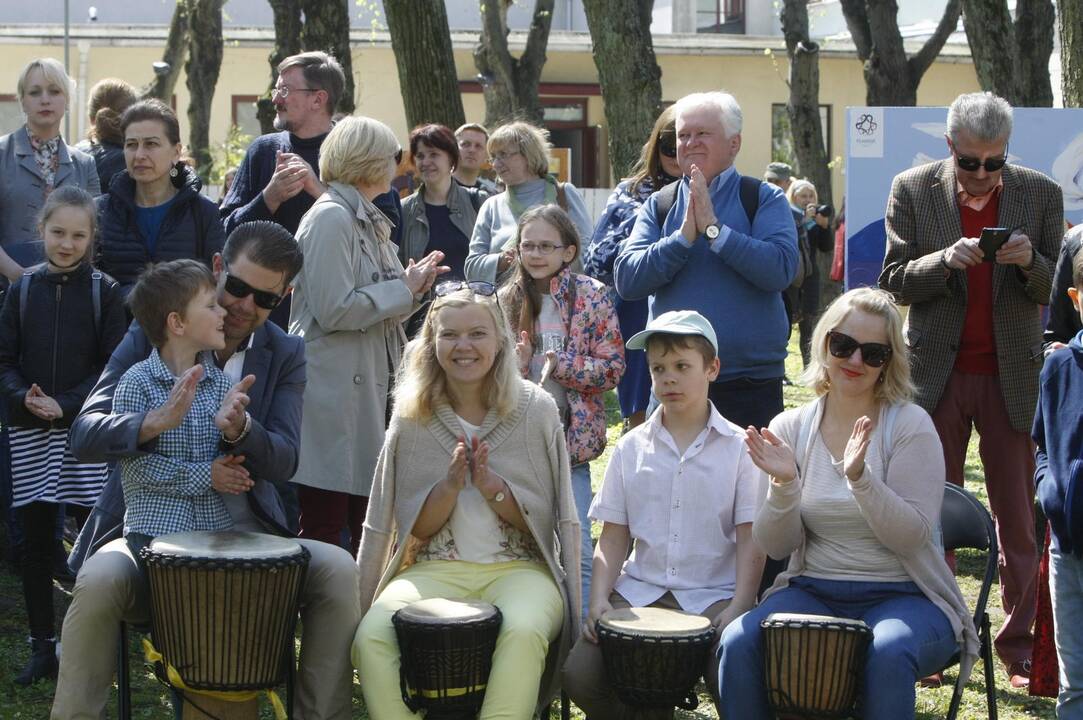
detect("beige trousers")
[50,537,361,720]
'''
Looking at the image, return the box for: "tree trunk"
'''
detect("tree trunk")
[474,0,554,127]
[1063,0,1083,107]
[185,0,224,179]
[839,0,960,106]
[582,0,662,182]
[256,0,301,135]
[300,0,356,116]
[959,0,1053,107]
[385,0,466,130]
[1013,0,1054,106]
[140,0,189,102]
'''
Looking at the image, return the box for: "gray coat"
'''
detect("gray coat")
[0,126,100,269]
[289,181,414,496]
[398,181,483,269]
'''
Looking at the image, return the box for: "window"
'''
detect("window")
[0,95,22,136]
[771,103,831,176]
[697,0,745,34]
[231,95,262,139]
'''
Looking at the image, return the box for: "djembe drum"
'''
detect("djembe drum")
[392,598,503,720]
[761,613,873,720]
[141,531,309,720]
[596,607,718,715]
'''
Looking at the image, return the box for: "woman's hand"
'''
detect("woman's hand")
[744,426,797,484]
[24,384,62,421]
[442,439,469,493]
[583,597,614,644]
[804,203,817,221]
[470,438,506,500]
[843,416,873,482]
[515,331,533,375]
[402,251,448,295]
[497,247,517,273]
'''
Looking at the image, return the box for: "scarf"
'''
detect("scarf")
[27,127,61,197]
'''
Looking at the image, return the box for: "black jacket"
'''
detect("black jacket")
[1044,225,1083,350]
[96,166,225,291]
[0,263,126,429]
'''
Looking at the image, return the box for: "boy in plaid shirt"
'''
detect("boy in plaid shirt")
[114,259,253,541]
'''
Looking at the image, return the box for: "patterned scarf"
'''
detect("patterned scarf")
[27,127,61,197]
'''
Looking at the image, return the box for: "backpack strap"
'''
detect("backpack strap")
[652,181,681,228]
[91,271,103,336]
[191,202,206,263]
[18,270,32,333]
[738,174,760,226]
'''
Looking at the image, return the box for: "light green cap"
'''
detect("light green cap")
[625,310,718,353]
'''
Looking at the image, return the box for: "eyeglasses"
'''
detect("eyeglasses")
[271,85,319,100]
[223,263,285,310]
[519,241,564,256]
[434,280,497,297]
[488,150,520,165]
[827,331,893,368]
[953,145,1008,173]
[658,133,677,158]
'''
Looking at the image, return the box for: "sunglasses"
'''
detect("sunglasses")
[827,331,893,368]
[433,280,496,297]
[658,133,677,158]
[223,265,285,310]
[394,147,403,166]
[953,146,1008,173]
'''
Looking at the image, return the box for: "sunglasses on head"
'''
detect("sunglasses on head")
[827,330,893,368]
[433,280,496,298]
[953,143,1008,173]
[223,264,285,310]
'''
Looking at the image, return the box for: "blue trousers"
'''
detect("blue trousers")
[571,462,592,621]
[717,576,958,720]
[1050,547,1083,718]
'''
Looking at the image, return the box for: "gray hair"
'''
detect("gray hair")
[946,92,1013,143]
[674,91,743,138]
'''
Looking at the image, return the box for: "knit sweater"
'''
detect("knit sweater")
[754,397,980,683]
[357,380,581,710]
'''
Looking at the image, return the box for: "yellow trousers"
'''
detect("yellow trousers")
[353,560,563,720]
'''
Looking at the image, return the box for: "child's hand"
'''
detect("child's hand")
[211,455,252,494]
[145,365,203,436]
[24,384,62,420]
[515,331,532,375]
[442,439,469,493]
[584,598,614,644]
[744,426,797,484]
[216,374,255,440]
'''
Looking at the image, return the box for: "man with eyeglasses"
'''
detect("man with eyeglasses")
[52,221,362,720]
[879,91,1062,689]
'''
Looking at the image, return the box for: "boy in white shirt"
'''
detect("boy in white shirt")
[561,310,766,719]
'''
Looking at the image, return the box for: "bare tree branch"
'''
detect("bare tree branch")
[909,0,961,79]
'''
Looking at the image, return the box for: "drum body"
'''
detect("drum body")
[392,598,503,720]
[596,607,717,711]
[141,531,309,692]
[761,612,873,720]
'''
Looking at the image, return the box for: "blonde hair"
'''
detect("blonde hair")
[487,121,552,179]
[319,115,400,187]
[393,289,521,421]
[799,287,913,404]
[786,179,818,206]
[17,57,74,105]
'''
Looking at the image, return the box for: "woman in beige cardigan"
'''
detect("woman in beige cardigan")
[289,115,445,553]
[719,287,979,720]
[352,284,581,720]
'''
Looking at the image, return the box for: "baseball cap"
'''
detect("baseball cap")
[764,161,793,182]
[626,310,718,353]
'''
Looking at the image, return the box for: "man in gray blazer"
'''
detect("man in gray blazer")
[51,222,361,720]
[879,92,1063,689]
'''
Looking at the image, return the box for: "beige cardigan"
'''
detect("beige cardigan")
[357,379,582,710]
[754,397,980,683]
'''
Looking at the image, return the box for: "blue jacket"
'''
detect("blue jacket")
[67,319,306,568]
[1034,330,1083,557]
[613,168,798,382]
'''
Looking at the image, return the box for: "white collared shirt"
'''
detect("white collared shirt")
[589,403,767,614]
[219,333,255,384]
[215,333,260,532]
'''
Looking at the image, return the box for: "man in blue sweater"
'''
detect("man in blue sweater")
[614,91,798,431]
[1033,246,1083,716]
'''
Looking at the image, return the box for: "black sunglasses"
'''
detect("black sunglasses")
[954,144,1008,173]
[223,264,285,310]
[434,280,496,297]
[658,133,677,159]
[827,330,893,368]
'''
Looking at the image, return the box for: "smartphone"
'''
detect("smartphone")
[979,227,1014,262]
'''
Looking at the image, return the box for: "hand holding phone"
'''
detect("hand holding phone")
[979,227,1014,262]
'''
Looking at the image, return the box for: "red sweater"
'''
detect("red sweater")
[954,196,1000,375]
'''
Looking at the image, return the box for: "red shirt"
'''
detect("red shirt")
[954,193,1001,375]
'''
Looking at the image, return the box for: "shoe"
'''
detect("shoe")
[1007,659,1031,689]
[14,638,58,686]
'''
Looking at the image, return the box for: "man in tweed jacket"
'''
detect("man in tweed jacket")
[879,92,1063,688]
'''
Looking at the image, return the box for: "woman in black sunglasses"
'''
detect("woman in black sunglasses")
[718,287,979,720]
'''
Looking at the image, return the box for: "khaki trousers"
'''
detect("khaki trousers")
[50,537,361,720]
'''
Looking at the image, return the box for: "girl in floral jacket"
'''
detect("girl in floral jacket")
[500,203,625,616]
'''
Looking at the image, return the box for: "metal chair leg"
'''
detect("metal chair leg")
[117,622,131,720]
[561,690,570,720]
[982,614,998,720]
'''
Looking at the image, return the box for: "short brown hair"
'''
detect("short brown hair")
[86,78,137,145]
[409,124,459,170]
[455,123,489,140]
[121,99,181,146]
[128,259,216,347]
[278,51,345,115]
[645,333,717,366]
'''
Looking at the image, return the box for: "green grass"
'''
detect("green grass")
[0,335,1058,718]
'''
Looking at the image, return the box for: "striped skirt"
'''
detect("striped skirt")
[8,426,108,508]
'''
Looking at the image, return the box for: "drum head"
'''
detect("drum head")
[598,607,712,637]
[396,598,499,625]
[763,612,870,630]
[149,531,302,560]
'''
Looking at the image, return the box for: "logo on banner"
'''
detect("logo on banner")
[850,108,884,158]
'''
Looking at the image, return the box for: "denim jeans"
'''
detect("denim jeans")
[571,462,593,621]
[1050,546,1083,718]
[717,576,958,720]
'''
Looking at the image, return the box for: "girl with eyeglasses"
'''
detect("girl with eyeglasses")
[498,204,625,621]
[718,287,979,720]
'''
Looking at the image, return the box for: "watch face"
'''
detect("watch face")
[705,224,720,240]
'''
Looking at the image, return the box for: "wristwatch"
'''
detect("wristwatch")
[704,223,721,241]
[489,487,506,503]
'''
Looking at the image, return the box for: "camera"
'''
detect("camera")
[816,204,834,218]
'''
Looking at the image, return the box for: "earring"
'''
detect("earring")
[169,165,179,178]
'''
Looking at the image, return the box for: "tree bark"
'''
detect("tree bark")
[185,0,224,179]
[582,0,662,182]
[1013,0,1054,106]
[1063,0,1083,107]
[140,0,190,102]
[959,0,1053,107]
[384,0,466,130]
[299,0,356,116]
[839,0,961,106]
[474,0,555,126]
[256,0,302,134]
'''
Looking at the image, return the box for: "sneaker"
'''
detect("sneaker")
[1007,659,1031,689]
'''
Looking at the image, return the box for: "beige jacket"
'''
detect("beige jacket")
[754,398,980,683]
[289,182,413,495]
[357,380,582,710]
